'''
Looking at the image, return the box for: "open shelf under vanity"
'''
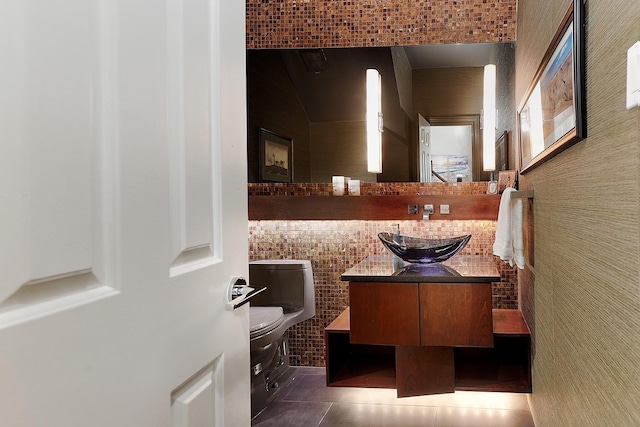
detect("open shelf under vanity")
[325,308,531,393]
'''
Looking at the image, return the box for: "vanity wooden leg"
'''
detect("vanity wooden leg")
[395,346,455,397]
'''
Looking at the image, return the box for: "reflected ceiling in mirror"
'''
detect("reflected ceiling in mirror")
[403,43,498,68]
[247,43,515,184]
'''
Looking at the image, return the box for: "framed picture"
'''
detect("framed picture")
[431,154,470,183]
[498,170,517,194]
[517,1,585,173]
[258,128,293,182]
[495,131,509,171]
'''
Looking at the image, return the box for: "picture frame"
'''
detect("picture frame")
[517,0,586,173]
[498,170,517,194]
[495,130,509,171]
[258,128,293,182]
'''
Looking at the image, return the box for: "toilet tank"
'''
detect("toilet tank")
[249,260,314,314]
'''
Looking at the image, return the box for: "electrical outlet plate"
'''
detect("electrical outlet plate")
[408,204,418,214]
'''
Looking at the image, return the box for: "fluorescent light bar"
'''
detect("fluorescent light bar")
[366,69,382,173]
[483,64,496,171]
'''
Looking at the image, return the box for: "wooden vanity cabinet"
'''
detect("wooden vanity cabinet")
[349,281,493,348]
[332,255,529,395]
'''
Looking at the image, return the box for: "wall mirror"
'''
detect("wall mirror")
[247,43,515,184]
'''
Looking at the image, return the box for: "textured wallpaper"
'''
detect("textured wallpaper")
[516,0,640,426]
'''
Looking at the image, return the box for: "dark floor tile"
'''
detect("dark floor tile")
[251,400,331,426]
[319,403,437,427]
[295,366,326,376]
[281,374,523,410]
[267,367,299,403]
[435,407,535,427]
[256,368,535,427]
[279,373,401,405]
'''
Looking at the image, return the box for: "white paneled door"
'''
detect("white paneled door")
[0,0,250,425]
[417,114,432,183]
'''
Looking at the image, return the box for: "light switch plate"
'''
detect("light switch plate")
[440,204,450,214]
[627,41,640,110]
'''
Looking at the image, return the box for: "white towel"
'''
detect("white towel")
[492,187,525,269]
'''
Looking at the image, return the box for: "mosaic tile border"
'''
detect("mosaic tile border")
[248,182,492,196]
[246,0,517,49]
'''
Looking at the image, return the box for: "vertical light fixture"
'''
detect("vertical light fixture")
[483,64,496,171]
[366,69,382,173]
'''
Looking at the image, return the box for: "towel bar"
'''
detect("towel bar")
[511,190,534,199]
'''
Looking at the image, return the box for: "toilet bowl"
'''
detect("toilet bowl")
[249,260,315,418]
[250,306,284,340]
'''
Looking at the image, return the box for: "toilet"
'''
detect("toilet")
[248,259,315,418]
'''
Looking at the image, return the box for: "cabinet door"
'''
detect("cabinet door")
[396,346,455,397]
[349,282,420,346]
[420,283,493,347]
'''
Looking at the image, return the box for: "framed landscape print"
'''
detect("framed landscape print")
[498,170,517,194]
[258,128,293,182]
[517,1,586,173]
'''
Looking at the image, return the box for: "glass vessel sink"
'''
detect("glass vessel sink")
[392,262,462,277]
[378,232,471,264]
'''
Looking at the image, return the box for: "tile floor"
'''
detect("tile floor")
[252,367,535,427]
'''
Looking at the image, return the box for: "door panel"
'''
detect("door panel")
[168,0,216,274]
[0,0,249,425]
[417,114,431,183]
[171,359,222,427]
[0,0,116,325]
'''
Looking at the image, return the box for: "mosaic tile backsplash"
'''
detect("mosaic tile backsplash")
[249,216,517,367]
[246,0,517,49]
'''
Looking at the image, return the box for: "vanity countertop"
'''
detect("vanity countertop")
[341,254,500,283]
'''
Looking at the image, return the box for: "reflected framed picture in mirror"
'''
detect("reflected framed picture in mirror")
[259,128,293,182]
[498,170,517,194]
[495,131,509,171]
[517,0,585,173]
